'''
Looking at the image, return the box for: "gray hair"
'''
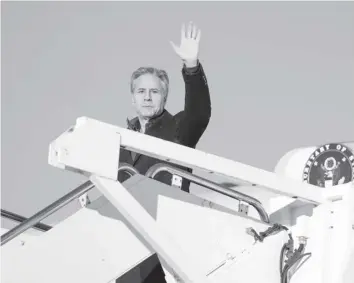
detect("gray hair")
[130,67,169,97]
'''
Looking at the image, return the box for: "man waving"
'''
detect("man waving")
[118,22,211,282]
[119,22,212,197]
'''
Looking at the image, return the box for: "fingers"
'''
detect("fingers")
[181,21,201,40]
[181,23,186,39]
[196,29,201,43]
[192,24,198,39]
[187,22,193,38]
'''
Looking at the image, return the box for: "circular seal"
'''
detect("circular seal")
[302,143,354,187]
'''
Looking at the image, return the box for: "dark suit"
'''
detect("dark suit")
[117,61,211,283]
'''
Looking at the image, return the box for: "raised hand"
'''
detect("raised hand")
[170,22,201,68]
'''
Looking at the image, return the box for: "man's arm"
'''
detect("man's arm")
[175,62,211,147]
[170,22,211,147]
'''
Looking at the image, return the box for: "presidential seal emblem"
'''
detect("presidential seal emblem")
[303,143,354,188]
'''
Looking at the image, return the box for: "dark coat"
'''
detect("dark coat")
[118,62,211,193]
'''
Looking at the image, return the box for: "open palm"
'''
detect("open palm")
[170,22,201,64]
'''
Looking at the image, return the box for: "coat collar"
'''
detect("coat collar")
[127,109,171,132]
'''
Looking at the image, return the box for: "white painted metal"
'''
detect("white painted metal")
[271,182,354,283]
[238,201,249,215]
[204,233,285,283]
[171,174,183,188]
[48,117,121,181]
[48,117,325,203]
[2,116,352,283]
[0,175,280,283]
[90,174,210,283]
[270,141,353,283]
[268,142,354,283]
[1,197,151,283]
[78,192,91,207]
[269,141,354,220]
[274,142,354,181]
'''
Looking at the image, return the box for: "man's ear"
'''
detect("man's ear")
[162,96,167,108]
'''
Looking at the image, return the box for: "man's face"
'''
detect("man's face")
[132,74,167,119]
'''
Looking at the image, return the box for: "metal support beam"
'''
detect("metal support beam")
[91,175,212,283]
[50,117,324,204]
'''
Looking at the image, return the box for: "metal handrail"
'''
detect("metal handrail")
[118,163,139,177]
[1,209,52,232]
[145,163,270,223]
[1,164,139,246]
[0,181,94,246]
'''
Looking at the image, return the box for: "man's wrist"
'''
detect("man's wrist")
[184,59,198,68]
[183,59,200,75]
